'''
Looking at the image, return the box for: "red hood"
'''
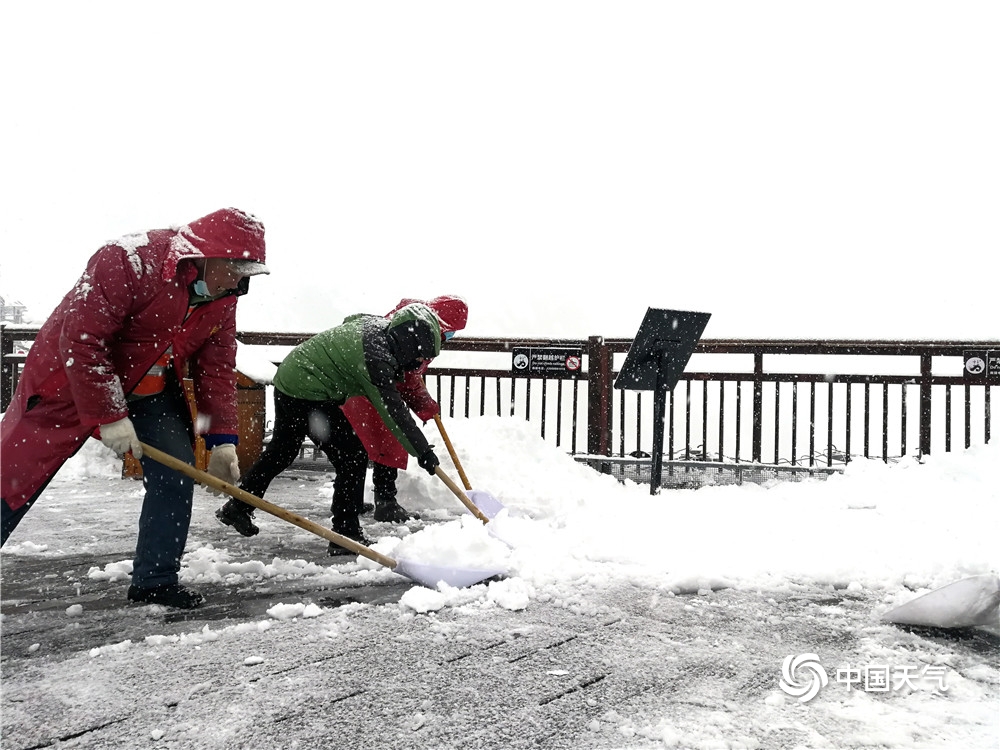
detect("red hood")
[164,208,266,279]
[387,295,468,338]
[427,295,468,335]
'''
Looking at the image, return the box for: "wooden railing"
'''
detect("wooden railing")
[419,337,998,466]
[3,324,997,468]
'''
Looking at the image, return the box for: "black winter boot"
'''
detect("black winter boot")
[327,522,373,557]
[374,496,420,523]
[127,583,204,609]
[216,499,259,537]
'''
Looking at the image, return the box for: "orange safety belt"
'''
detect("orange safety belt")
[132,347,173,397]
[132,306,202,398]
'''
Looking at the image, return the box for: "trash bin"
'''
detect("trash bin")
[235,372,267,472]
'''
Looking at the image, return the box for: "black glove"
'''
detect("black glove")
[417,448,440,475]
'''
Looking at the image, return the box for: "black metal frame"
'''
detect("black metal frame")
[2,326,996,469]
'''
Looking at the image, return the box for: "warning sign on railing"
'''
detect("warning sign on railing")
[511,346,583,377]
[963,350,1000,383]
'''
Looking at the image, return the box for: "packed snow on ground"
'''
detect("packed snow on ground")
[2,416,998,748]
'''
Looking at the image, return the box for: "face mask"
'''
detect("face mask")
[192,279,211,297]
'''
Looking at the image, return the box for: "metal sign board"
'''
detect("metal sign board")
[614,308,711,392]
[512,346,584,377]
[613,307,711,497]
[964,350,1000,384]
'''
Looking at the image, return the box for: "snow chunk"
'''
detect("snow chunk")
[90,640,133,658]
[487,578,533,611]
[266,602,325,620]
[2,540,49,556]
[399,586,448,613]
[88,560,133,582]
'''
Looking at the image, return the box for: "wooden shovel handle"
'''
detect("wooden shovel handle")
[138,442,398,569]
[434,414,473,491]
[435,466,489,524]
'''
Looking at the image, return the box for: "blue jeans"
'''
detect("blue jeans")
[128,380,196,588]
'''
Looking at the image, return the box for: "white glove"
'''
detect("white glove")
[205,443,240,495]
[99,417,143,458]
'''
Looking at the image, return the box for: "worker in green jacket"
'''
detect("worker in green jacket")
[216,303,442,554]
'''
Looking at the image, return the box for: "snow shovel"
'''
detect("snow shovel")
[435,466,491,524]
[881,574,1000,629]
[138,442,505,589]
[435,414,474,490]
[434,414,504,520]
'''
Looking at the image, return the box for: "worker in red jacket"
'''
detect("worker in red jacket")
[0,208,268,609]
[343,295,468,522]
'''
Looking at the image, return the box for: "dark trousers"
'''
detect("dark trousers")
[372,463,398,501]
[239,390,368,535]
[2,379,196,588]
[129,381,197,588]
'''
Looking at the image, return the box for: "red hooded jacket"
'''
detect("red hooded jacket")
[0,208,266,510]
[341,296,468,469]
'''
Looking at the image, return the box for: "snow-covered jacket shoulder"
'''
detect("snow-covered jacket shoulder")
[272,315,433,457]
[19,229,240,429]
[1,208,263,512]
[272,315,374,402]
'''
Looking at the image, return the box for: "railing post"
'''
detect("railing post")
[587,336,612,460]
[752,351,763,462]
[919,353,932,456]
[1,324,13,412]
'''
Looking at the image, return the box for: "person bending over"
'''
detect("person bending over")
[216,303,442,554]
[1,208,268,609]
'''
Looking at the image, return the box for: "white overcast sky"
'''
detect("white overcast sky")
[1,2,996,340]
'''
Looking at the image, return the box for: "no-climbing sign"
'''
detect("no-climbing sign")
[511,347,584,377]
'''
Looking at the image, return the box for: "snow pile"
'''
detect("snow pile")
[10,415,999,625]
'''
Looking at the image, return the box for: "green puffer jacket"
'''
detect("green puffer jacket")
[272,303,441,457]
